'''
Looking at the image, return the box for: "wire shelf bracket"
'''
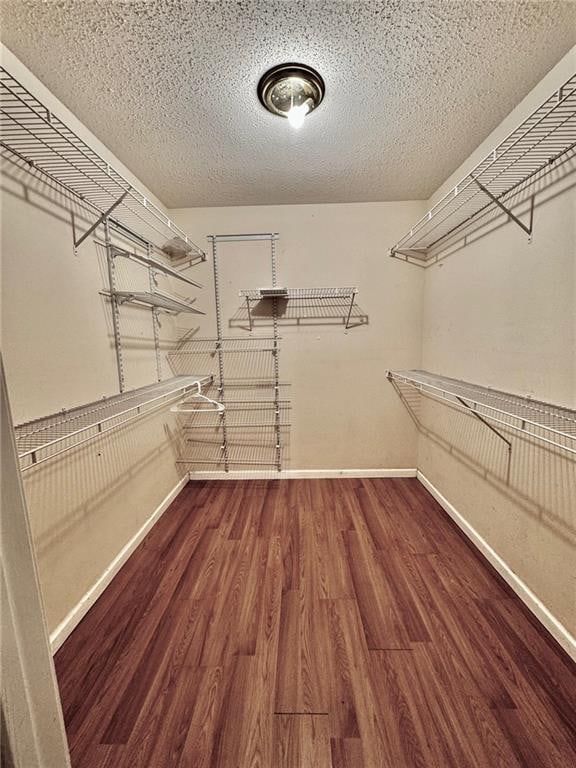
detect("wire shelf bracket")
[388,370,576,457]
[389,73,576,265]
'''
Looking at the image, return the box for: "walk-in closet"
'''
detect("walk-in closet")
[1,2,575,767]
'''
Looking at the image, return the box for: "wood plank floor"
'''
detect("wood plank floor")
[55,478,576,767]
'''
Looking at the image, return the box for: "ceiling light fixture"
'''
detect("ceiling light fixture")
[258,63,325,128]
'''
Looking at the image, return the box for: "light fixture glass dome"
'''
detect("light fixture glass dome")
[258,63,325,128]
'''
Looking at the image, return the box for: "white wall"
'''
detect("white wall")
[170,201,425,471]
[0,46,193,635]
[418,46,576,640]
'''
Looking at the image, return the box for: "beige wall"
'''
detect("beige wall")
[418,47,576,637]
[170,201,425,471]
[0,47,192,634]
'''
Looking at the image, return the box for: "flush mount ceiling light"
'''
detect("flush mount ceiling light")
[258,63,325,129]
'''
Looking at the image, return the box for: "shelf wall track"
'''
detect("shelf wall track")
[0,66,205,258]
[389,72,576,265]
[15,375,212,471]
[188,234,288,473]
[388,370,576,456]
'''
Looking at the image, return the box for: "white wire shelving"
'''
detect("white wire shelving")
[0,67,205,258]
[110,245,203,289]
[15,375,212,471]
[107,290,205,315]
[389,73,576,265]
[239,287,358,330]
[388,370,576,456]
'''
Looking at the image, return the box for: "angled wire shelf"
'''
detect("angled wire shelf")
[390,73,576,265]
[15,375,212,470]
[110,290,205,315]
[111,245,203,289]
[0,67,205,257]
[388,370,576,456]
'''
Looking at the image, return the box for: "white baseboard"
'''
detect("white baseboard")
[49,474,189,654]
[187,468,418,480]
[417,471,576,662]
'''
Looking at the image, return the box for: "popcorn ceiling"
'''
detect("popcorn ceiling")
[1,0,575,207]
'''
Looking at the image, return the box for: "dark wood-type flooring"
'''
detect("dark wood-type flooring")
[55,478,576,767]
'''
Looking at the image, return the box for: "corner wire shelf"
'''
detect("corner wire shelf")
[239,287,358,330]
[388,370,576,456]
[106,290,205,315]
[389,73,576,265]
[0,67,205,259]
[15,375,212,471]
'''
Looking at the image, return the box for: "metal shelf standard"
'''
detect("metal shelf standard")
[389,73,576,265]
[15,375,212,471]
[388,370,576,456]
[0,67,205,258]
[239,287,358,330]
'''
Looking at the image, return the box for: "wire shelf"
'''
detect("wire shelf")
[111,246,203,289]
[111,290,205,315]
[389,73,576,264]
[0,67,205,257]
[171,336,279,354]
[388,370,576,456]
[15,375,212,470]
[239,288,358,330]
[239,287,357,300]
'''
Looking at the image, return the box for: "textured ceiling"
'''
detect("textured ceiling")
[1,0,575,208]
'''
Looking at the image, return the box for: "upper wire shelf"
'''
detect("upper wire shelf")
[15,375,212,470]
[239,287,357,300]
[0,67,205,258]
[239,287,358,330]
[389,73,576,265]
[388,369,576,456]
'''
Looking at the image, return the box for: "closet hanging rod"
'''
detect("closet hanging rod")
[208,233,279,242]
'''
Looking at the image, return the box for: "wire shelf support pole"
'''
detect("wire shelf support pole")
[210,236,229,472]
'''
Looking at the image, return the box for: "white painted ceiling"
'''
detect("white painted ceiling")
[2,1,575,208]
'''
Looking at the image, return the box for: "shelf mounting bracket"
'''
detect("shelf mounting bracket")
[455,396,512,452]
[74,190,130,249]
[472,177,534,238]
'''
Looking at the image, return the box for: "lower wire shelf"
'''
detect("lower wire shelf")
[388,369,576,456]
[15,375,212,470]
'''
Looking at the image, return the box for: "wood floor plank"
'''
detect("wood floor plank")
[54,478,576,768]
[272,715,332,768]
[343,529,411,650]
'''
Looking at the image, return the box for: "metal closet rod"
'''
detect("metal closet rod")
[208,233,279,242]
